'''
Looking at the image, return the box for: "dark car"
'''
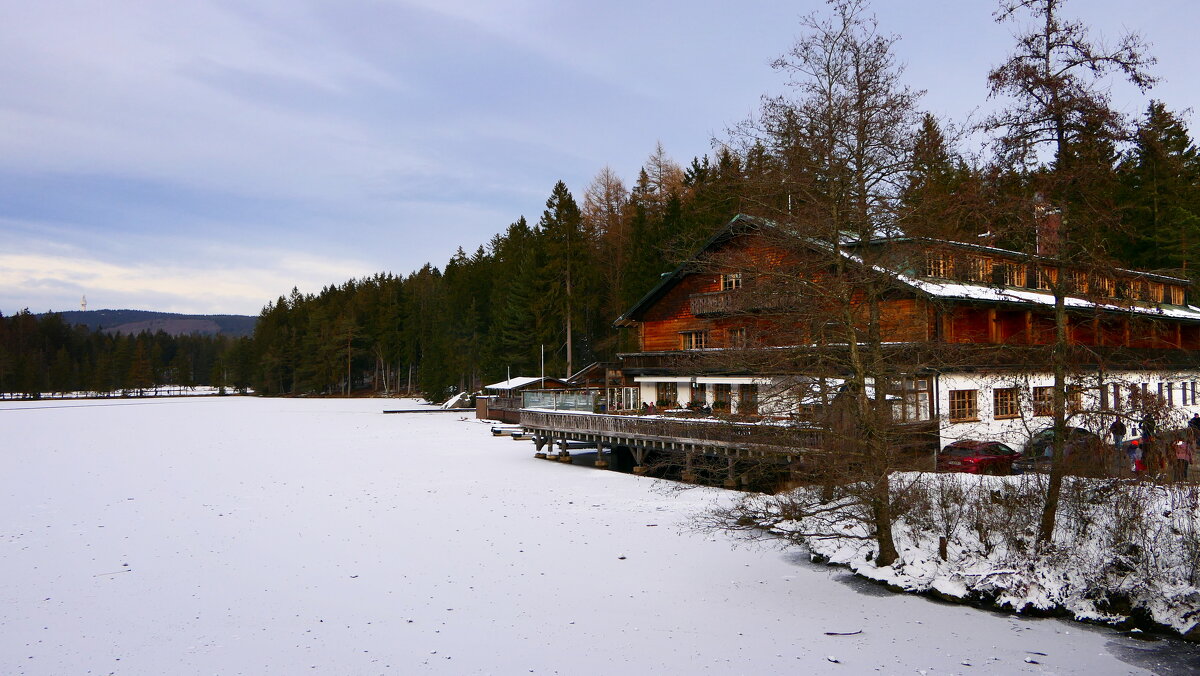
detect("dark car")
[937,440,1020,475]
[1014,426,1120,475]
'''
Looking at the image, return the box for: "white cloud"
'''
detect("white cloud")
[0,247,374,316]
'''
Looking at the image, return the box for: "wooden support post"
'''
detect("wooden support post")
[681,452,697,483]
[594,440,608,469]
[723,457,738,489]
[534,433,547,459]
[632,446,648,475]
[987,308,998,343]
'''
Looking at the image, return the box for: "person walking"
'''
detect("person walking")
[1174,435,1194,481]
[1109,418,1127,446]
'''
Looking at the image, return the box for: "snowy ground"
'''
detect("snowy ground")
[3,397,1199,675]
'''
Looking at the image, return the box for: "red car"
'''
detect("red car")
[937,440,1019,475]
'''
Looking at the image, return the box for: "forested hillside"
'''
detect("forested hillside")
[0,310,253,398]
[50,309,257,337]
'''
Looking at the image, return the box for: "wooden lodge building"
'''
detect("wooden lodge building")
[520,214,1200,476]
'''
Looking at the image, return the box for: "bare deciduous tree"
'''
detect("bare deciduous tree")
[984,0,1157,547]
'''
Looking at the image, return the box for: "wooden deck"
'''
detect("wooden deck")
[519,409,823,459]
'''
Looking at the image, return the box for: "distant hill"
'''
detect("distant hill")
[47,309,257,338]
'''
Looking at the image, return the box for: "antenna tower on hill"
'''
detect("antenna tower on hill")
[81,295,87,311]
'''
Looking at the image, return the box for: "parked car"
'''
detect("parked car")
[1014,426,1120,476]
[937,440,1020,475]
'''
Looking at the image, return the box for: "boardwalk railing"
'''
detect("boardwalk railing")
[520,409,823,454]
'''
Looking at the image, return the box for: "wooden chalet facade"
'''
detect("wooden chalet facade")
[609,215,1200,450]
[521,214,1200,476]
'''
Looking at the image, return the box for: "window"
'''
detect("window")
[620,386,640,411]
[1150,282,1165,302]
[727,327,747,348]
[680,331,708,350]
[1000,262,1027,287]
[889,378,932,422]
[1111,383,1121,410]
[655,382,677,407]
[1168,382,1175,405]
[966,256,993,283]
[993,387,1020,419]
[721,273,742,291]
[1069,271,1088,294]
[1170,286,1186,305]
[737,384,758,415]
[1037,267,1058,290]
[948,389,978,422]
[689,382,706,407]
[924,252,954,278]
[713,384,732,413]
[1033,386,1053,416]
[1095,276,1116,298]
[1068,386,1083,414]
[1100,383,1109,410]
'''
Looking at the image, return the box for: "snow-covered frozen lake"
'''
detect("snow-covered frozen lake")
[3,396,1198,674]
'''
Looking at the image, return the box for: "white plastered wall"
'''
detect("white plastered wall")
[936,369,1200,450]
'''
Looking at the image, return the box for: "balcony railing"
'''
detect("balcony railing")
[689,291,735,316]
[688,289,796,316]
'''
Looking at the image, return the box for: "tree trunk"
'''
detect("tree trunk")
[1037,281,1068,547]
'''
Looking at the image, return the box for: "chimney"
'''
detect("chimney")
[1034,197,1061,257]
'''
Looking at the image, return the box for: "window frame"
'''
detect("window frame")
[966,256,993,283]
[727,326,748,348]
[948,389,979,422]
[924,251,954,279]
[1000,262,1027,287]
[1033,386,1053,416]
[993,387,1021,420]
[1036,267,1058,290]
[679,331,709,350]
[655,382,678,407]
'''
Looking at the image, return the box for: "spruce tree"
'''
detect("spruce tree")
[1117,101,1200,274]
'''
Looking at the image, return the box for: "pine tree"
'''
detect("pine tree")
[538,181,587,377]
[1117,101,1200,274]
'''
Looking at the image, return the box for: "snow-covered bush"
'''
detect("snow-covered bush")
[705,472,1200,636]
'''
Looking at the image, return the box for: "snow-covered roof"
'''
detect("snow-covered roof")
[894,271,1200,322]
[836,248,1200,322]
[483,376,547,391]
[616,213,1200,327]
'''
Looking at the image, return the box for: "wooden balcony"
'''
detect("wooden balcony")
[689,291,735,316]
[688,288,796,317]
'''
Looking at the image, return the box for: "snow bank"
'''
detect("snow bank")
[761,472,1200,637]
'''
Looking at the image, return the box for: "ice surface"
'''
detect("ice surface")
[0,397,1190,674]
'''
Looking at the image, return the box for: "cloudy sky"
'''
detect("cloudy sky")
[2,0,1196,316]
